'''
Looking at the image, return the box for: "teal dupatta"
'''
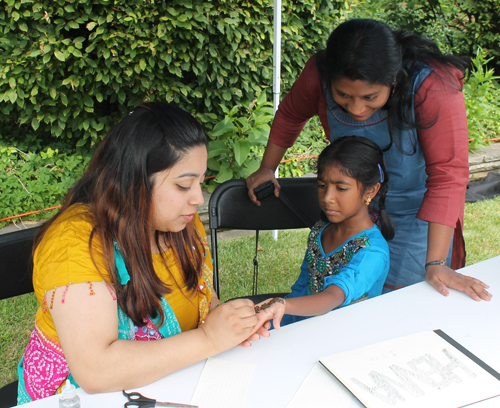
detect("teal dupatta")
[113,242,182,339]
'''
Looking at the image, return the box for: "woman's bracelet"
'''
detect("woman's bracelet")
[425,260,445,269]
[254,297,284,313]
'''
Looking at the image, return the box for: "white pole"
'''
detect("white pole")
[272,0,282,241]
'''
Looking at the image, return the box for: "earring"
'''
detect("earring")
[365,197,372,205]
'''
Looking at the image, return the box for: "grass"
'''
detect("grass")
[216,229,311,301]
[463,196,500,265]
[1,197,499,388]
[0,293,38,388]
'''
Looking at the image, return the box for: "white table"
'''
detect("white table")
[17,256,500,408]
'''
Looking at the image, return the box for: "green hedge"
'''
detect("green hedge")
[0,0,343,148]
[349,0,500,71]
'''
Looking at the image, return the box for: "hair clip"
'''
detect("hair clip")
[378,164,384,183]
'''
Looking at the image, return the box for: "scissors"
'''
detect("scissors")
[123,390,198,408]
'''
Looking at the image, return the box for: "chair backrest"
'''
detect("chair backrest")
[208,178,321,296]
[0,227,38,300]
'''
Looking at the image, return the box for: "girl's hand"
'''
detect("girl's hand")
[201,299,258,353]
[246,167,280,206]
[425,264,492,301]
[253,297,287,330]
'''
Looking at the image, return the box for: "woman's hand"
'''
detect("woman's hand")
[246,141,287,205]
[425,264,492,301]
[201,299,258,353]
[246,167,280,206]
[238,320,272,347]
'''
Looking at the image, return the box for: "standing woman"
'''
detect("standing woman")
[18,102,266,403]
[247,19,491,301]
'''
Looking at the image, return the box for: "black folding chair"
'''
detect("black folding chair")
[208,178,321,303]
[0,226,38,408]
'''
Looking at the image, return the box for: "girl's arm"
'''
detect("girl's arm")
[424,222,491,301]
[49,282,258,394]
[284,285,345,317]
[254,285,345,330]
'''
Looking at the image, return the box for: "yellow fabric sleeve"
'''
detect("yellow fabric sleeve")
[33,205,213,342]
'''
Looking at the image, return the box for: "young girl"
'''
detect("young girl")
[17,102,268,403]
[256,136,394,328]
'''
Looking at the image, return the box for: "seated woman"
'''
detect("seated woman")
[18,102,268,403]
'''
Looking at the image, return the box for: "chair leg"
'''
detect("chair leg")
[210,229,220,297]
[0,381,18,408]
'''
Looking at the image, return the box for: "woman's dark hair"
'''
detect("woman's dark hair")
[317,135,395,240]
[34,102,208,326]
[317,19,470,154]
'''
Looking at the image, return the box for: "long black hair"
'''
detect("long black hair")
[317,19,469,154]
[317,135,395,240]
[35,102,208,326]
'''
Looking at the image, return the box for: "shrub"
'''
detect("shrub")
[0,0,343,149]
[205,93,273,192]
[349,0,500,71]
[463,48,500,151]
[0,144,90,227]
[204,94,327,192]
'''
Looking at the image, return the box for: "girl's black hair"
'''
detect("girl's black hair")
[317,136,395,240]
[317,19,470,155]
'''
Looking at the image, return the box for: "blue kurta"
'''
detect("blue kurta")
[281,221,390,326]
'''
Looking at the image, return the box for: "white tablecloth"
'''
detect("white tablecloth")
[16,256,500,408]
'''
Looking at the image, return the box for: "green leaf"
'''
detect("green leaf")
[234,140,251,166]
[31,117,40,131]
[61,93,68,106]
[83,95,93,107]
[207,140,229,159]
[214,164,233,183]
[54,50,65,61]
[118,90,126,104]
[209,120,238,138]
[207,158,221,171]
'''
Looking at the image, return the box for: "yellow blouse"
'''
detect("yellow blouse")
[33,204,213,344]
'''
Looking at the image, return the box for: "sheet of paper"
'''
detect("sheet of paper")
[287,362,359,408]
[191,358,256,408]
[320,331,500,408]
